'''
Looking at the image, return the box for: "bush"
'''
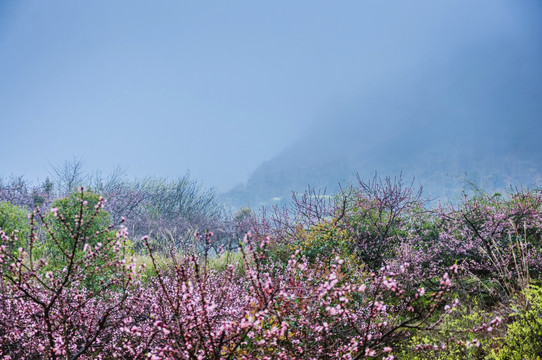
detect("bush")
[490,285,542,359]
[397,299,504,360]
[436,190,542,301]
[39,189,131,289]
[0,200,29,255]
[290,219,357,269]
[339,176,423,270]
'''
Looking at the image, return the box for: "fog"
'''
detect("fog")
[1,1,540,196]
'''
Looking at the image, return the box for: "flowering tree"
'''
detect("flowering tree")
[0,188,138,359]
[108,231,457,360]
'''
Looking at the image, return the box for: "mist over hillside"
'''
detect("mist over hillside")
[225,23,542,208]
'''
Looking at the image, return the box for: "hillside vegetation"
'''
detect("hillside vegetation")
[1,173,542,359]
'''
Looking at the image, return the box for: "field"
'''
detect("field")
[1,175,541,359]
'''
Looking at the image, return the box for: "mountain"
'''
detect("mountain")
[224,27,542,209]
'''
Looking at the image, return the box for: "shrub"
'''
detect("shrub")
[397,299,504,360]
[339,176,423,270]
[436,190,542,301]
[0,200,30,256]
[39,189,131,289]
[288,219,358,271]
[490,285,542,359]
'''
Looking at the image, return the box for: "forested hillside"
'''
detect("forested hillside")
[225,37,542,208]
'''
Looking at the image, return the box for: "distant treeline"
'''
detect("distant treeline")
[0,160,251,252]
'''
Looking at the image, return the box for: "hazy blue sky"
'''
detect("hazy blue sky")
[1,1,540,191]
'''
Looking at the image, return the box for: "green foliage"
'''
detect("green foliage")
[39,191,130,289]
[134,253,173,283]
[293,220,355,265]
[44,191,110,256]
[397,301,499,360]
[207,250,245,274]
[262,219,361,279]
[0,201,30,253]
[490,286,542,359]
[259,219,359,276]
[134,250,245,284]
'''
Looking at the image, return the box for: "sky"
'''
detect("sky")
[1,1,540,192]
